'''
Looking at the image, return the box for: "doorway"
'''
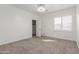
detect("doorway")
[32,20,36,37]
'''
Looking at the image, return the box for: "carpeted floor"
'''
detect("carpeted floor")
[0,36,79,54]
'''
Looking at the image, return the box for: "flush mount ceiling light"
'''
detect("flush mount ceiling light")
[37,4,46,12]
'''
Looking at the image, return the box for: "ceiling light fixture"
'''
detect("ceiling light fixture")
[37,4,46,12]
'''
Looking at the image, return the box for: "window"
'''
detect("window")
[62,15,72,31]
[54,17,61,30]
[54,15,72,31]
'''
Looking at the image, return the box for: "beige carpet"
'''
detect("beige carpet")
[0,36,79,54]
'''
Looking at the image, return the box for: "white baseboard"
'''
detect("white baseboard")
[0,37,32,45]
[42,35,76,41]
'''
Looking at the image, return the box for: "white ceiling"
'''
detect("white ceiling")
[11,4,75,15]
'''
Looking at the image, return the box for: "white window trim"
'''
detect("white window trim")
[54,15,72,32]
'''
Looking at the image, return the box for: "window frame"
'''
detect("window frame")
[54,15,72,32]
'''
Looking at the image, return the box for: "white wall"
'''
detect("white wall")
[0,4,77,45]
[41,7,76,41]
[76,5,79,48]
[0,5,38,45]
[36,16,42,37]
